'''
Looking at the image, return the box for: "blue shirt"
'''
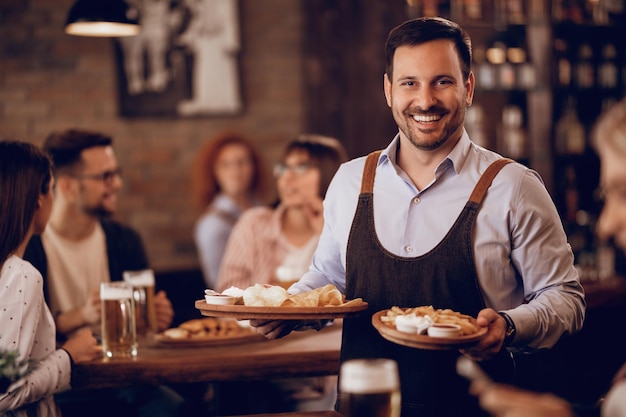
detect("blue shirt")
[194,194,247,289]
[293,131,585,350]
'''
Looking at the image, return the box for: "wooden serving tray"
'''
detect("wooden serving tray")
[154,331,265,348]
[371,310,487,350]
[195,299,368,320]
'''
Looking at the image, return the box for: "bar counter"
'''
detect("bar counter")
[71,320,342,391]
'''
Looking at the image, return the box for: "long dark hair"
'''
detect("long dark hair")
[0,140,52,267]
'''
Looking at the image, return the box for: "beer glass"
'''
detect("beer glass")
[339,358,401,417]
[100,282,137,358]
[123,269,156,337]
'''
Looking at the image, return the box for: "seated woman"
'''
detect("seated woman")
[192,132,266,290]
[218,134,347,291]
[0,140,100,416]
[216,134,348,414]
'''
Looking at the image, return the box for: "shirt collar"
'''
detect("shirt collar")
[379,129,472,176]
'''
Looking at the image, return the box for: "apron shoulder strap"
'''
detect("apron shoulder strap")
[360,150,382,194]
[468,158,514,205]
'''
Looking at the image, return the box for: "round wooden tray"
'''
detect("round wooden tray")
[153,330,265,348]
[371,310,487,350]
[195,299,368,320]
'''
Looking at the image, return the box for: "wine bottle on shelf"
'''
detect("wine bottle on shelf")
[499,105,527,160]
[474,44,497,90]
[598,43,618,89]
[554,38,572,88]
[555,97,586,156]
[575,43,595,89]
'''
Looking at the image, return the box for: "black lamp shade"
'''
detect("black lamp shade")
[65,0,140,37]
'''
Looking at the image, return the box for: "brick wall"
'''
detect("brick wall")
[0,0,305,272]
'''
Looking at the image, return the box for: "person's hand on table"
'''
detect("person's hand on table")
[460,308,507,361]
[154,290,174,331]
[470,379,574,417]
[62,328,102,363]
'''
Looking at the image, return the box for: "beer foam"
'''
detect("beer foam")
[340,359,399,393]
[123,269,155,287]
[101,283,133,300]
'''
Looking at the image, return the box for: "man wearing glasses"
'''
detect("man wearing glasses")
[24,129,181,417]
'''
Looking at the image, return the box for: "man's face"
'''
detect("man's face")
[596,149,626,250]
[384,40,474,153]
[74,146,123,218]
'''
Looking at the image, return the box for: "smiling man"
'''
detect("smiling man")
[251,17,585,417]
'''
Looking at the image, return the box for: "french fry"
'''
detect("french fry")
[383,306,480,336]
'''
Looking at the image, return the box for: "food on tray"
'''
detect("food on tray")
[380,306,480,336]
[209,283,363,308]
[161,317,251,340]
[244,284,290,306]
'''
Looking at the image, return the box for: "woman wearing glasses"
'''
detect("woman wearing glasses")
[217,134,347,292]
[215,134,347,414]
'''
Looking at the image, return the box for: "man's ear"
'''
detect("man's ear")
[384,73,392,108]
[56,175,77,200]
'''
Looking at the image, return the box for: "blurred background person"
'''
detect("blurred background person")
[215,134,347,415]
[24,129,182,417]
[0,140,100,416]
[217,134,347,292]
[192,131,265,290]
[470,97,626,417]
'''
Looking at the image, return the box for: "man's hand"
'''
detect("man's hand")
[81,289,101,325]
[154,290,174,331]
[460,308,507,361]
[248,319,301,339]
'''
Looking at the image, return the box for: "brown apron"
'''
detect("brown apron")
[340,151,514,417]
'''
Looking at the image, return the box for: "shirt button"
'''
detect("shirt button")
[413,197,421,204]
[404,245,413,253]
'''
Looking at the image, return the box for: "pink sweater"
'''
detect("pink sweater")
[216,205,319,292]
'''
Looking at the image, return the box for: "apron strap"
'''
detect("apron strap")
[360,152,512,205]
[468,158,514,205]
[360,150,382,194]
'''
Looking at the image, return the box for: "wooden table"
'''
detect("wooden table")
[71,321,342,391]
[233,412,343,417]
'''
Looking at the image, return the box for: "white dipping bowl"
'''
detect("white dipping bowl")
[427,323,462,338]
[205,294,237,305]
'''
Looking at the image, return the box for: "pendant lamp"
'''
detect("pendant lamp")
[65,0,140,37]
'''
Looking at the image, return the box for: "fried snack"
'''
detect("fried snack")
[244,284,290,306]
[382,305,480,336]
[241,283,363,307]
[161,317,248,340]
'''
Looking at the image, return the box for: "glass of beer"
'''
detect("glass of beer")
[123,269,156,337]
[100,282,137,359]
[339,358,401,417]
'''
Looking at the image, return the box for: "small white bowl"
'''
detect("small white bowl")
[204,294,237,305]
[427,323,461,338]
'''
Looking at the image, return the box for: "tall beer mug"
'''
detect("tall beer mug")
[123,269,156,337]
[100,282,137,358]
[339,359,401,417]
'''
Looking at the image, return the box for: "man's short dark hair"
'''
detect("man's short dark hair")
[43,129,113,174]
[385,17,472,81]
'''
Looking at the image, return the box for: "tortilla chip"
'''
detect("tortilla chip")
[316,284,344,306]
